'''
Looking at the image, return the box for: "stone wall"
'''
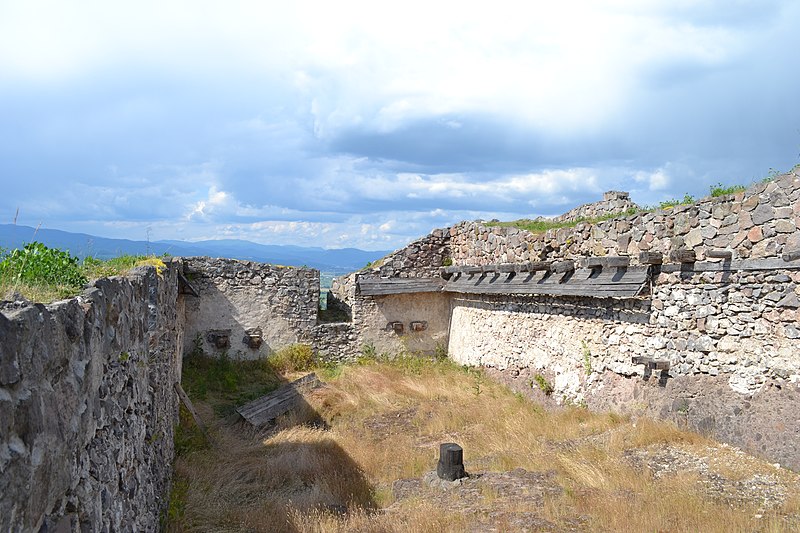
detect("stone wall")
[335,169,800,469]
[447,271,800,470]
[0,263,183,532]
[183,257,320,359]
[449,170,800,265]
[353,292,452,356]
[553,190,638,222]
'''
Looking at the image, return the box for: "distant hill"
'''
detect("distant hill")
[0,224,389,273]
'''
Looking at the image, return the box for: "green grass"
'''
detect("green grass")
[486,208,640,234]
[181,350,283,417]
[0,242,169,303]
[709,183,746,197]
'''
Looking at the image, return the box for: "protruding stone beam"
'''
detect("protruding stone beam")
[669,249,697,263]
[578,256,631,269]
[638,251,663,265]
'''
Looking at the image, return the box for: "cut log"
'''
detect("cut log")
[706,249,733,259]
[550,260,575,273]
[638,251,663,265]
[669,249,697,263]
[519,261,552,272]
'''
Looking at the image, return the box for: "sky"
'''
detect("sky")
[1,0,799,251]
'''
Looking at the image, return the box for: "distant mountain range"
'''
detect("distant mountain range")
[0,224,390,273]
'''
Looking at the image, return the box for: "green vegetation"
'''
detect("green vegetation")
[582,341,592,376]
[267,343,315,373]
[486,208,640,234]
[709,183,746,197]
[656,193,696,210]
[0,241,170,303]
[168,353,796,532]
[0,241,87,301]
[181,342,317,417]
[533,373,554,395]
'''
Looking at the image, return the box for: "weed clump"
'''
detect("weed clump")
[268,343,315,373]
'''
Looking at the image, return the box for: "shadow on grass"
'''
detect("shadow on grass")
[168,353,377,533]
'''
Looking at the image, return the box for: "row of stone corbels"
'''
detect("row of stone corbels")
[448,170,800,267]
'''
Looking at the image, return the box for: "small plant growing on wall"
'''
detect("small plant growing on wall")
[533,374,554,396]
[582,340,592,376]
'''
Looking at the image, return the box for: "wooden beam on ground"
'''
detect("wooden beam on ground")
[237,373,322,427]
[519,261,551,272]
[782,249,800,262]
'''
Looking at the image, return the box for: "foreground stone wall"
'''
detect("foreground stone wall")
[0,263,183,532]
[183,257,320,359]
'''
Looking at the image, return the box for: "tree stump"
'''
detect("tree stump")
[437,443,466,481]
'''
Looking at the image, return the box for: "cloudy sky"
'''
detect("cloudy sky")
[1,1,799,250]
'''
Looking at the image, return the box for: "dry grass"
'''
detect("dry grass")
[167,357,800,532]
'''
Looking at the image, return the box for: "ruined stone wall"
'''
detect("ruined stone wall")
[447,265,800,469]
[553,190,639,222]
[450,170,800,265]
[328,228,452,358]
[367,228,450,278]
[182,257,319,359]
[0,263,183,532]
[353,292,452,356]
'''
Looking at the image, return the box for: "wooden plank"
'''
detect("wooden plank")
[497,263,517,273]
[443,267,650,297]
[632,356,670,371]
[237,373,321,427]
[358,278,444,295]
[177,271,200,297]
[174,383,215,447]
[660,257,800,273]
